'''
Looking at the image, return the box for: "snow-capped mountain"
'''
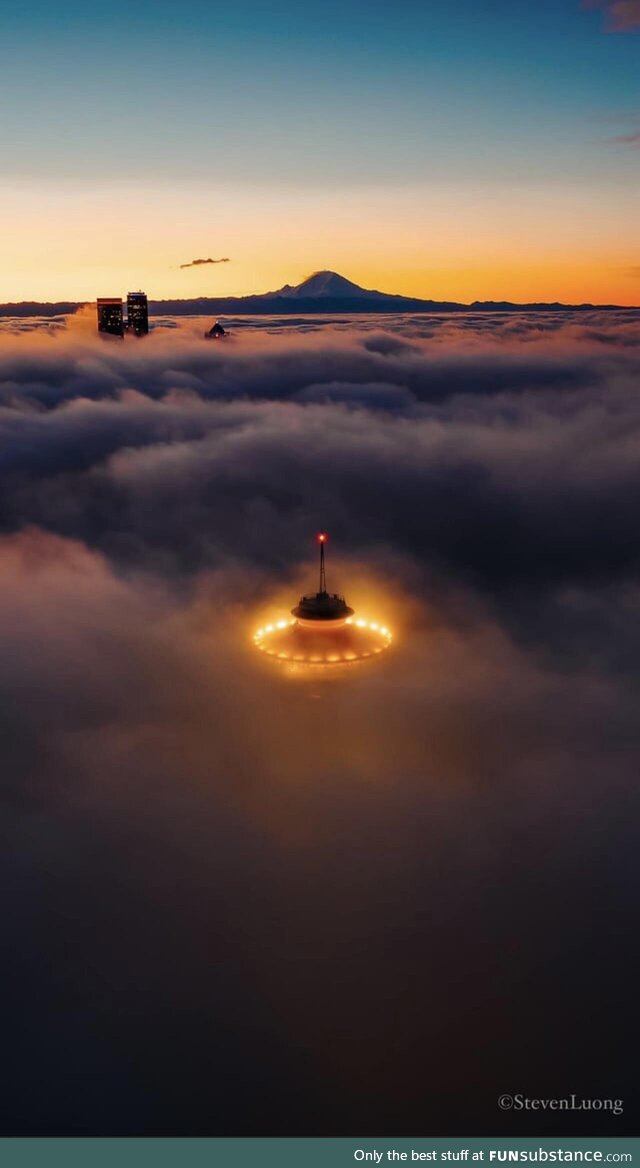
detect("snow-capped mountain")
[267,271,392,300]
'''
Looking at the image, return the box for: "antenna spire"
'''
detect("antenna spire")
[317,532,328,594]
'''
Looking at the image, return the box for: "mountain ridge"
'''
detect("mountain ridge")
[0,271,637,316]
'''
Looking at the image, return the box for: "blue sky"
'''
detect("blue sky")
[0,0,638,301]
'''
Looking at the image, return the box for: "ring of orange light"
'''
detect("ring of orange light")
[252,616,393,665]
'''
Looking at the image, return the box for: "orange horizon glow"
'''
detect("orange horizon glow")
[1,179,639,308]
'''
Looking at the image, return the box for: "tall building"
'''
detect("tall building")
[97,298,124,337]
[127,291,149,336]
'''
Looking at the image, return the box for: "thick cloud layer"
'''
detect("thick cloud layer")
[0,311,639,1134]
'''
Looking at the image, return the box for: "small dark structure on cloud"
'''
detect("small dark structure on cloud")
[205,320,228,340]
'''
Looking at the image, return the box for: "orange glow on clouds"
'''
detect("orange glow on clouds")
[253,615,393,673]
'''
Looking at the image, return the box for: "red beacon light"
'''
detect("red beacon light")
[317,532,328,543]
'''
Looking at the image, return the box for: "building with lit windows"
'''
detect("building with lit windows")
[97,298,124,337]
[127,291,149,336]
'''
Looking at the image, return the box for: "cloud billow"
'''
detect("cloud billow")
[2,309,640,605]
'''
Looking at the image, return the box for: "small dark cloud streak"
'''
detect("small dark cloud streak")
[179,257,230,269]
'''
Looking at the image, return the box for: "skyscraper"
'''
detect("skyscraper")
[97,298,124,337]
[127,291,149,336]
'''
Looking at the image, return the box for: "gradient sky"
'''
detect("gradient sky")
[1,0,639,303]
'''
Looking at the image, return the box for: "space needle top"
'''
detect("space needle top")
[291,533,355,623]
